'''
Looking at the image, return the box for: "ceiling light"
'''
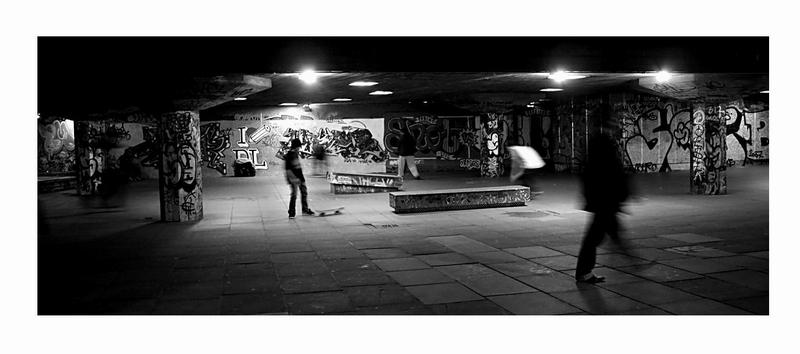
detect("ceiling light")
[233,97,247,101]
[760,90,769,94]
[350,81,379,87]
[279,102,298,106]
[548,71,587,82]
[298,70,318,84]
[333,98,352,102]
[369,91,393,95]
[655,71,672,82]
[540,88,563,92]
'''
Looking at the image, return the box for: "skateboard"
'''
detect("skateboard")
[316,207,345,217]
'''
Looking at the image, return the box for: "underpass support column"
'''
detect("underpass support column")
[159,111,204,221]
[690,104,727,195]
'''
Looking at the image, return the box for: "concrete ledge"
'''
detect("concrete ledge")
[328,172,403,194]
[38,176,77,194]
[389,186,529,213]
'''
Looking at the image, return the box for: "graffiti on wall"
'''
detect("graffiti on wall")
[38,118,76,174]
[384,116,482,164]
[723,99,769,164]
[480,113,506,177]
[75,121,108,194]
[160,111,203,220]
[194,118,388,177]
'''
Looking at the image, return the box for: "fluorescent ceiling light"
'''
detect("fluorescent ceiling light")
[279,102,298,106]
[655,71,672,82]
[760,90,769,94]
[298,70,318,84]
[548,71,587,82]
[540,88,563,92]
[333,98,352,102]
[233,97,247,101]
[369,91,393,95]
[350,81,379,87]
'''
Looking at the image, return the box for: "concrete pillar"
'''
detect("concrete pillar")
[690,104,727,195]
[75,121,107,196]
[159,111,203,221]
[480,113,504,177]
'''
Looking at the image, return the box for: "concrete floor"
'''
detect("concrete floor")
[37,165,769,316]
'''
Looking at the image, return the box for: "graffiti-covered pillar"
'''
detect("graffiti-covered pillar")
[690,104,727,195]
[480,113,504,177]
[159,111,203,222]
[75,121,108,196]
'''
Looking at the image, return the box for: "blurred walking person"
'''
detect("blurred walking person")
[575,121,630,283]
[397,129,421,180]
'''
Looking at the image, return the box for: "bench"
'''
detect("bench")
[38,176,77,194]
[328,172,404,194]
[389,185,529,213]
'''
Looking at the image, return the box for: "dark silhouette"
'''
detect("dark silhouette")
[397,130,421,179]
[575,122,630,283]
[284,138,313,218]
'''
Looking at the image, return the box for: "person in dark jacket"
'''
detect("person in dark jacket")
[575,121,630,283]
[397,130,421,179]
[285,138,313,218]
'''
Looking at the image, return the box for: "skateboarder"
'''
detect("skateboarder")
[507,142,545,199]
[285,138,314,219]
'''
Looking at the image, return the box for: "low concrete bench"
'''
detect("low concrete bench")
[38,176,77,194]
[389,185,529,213]
[328,172,403,194]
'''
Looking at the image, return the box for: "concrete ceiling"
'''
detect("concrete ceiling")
[37,36,769,120]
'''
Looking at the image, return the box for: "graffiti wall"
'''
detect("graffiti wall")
[38,117,76,175]
[384,115,482,173]
[553,93,769,174]
[199,114,388,177]
[724,99,769,164]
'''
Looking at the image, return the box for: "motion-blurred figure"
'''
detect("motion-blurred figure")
[507,142,545,200]
[312,140,328,177]
[575,121,630,283]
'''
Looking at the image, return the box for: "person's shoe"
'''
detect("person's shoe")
[576,273,606,283]
[302,209,315,216]
[288,215,296,219]
[415,176,422,180]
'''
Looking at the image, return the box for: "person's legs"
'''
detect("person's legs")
[288,182,299,217]
[300,182,313,214]
[576,212,611,280]
[397,156,407,177]
[405,156,420,178]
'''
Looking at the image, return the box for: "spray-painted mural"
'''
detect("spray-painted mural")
[481,113,506,177]
[384,115,483,173]
[196,115,388,177]
[38,118,76,174]
[553,93,768,175]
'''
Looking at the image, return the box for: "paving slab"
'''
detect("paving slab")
[342,284,419,308]
[405,283,483,305]
[657,299,753,315]
[463,251,526,264]
[284,291,355,315]
[373,257,431,272]
[387,269,455,286]
[488,292,583,315]
[458,276,538,296]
